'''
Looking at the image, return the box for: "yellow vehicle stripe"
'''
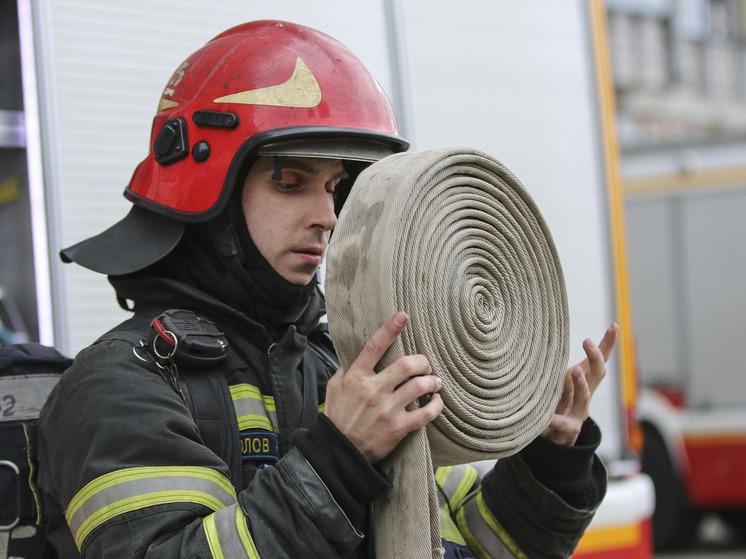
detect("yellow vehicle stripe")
[586,0,637,416]
[575,523,643,554]
[624,165,746,197]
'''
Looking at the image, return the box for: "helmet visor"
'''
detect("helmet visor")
[257,137,396,163]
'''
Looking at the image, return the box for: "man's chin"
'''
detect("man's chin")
[280,267,319,286]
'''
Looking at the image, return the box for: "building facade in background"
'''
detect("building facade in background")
[608,0,746,145]
[608,0,746,550]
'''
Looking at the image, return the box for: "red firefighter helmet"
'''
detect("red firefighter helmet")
[61,20,408,275]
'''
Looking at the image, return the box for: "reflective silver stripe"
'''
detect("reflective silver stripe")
[66,466,236,550]
[204,503,260,559]
[435,466,453,508]
[0,374,60,422]
[457,491,529,559]
[230,384,278,432]
[435,464,479,513]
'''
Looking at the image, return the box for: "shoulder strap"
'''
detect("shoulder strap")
[99,313,242,493]
[179,368,242,491]
[95,315,152,346]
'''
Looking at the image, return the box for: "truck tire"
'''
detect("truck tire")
[641,423,700,550]
[719,509,746,541]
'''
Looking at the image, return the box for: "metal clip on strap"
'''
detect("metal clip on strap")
[152,318,178,360]
[149,310,228,368]
[0,460,20,530]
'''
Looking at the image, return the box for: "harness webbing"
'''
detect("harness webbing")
[97,317,243,493]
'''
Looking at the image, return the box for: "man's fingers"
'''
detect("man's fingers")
[555,367,576,415]
[598,323,619,362]
[377,353,432,390]
[351,312,409,374]
[584,323,618,394]
[577,323,619,374]
[399,392,444,433]
[569,366,591,416]
[545,328,617,447]
[390,372,442,409]
[584,338,606,392]
[392,392,444,435]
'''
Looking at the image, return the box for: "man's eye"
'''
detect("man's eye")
[327,178,341,195]
[277,181,298,191]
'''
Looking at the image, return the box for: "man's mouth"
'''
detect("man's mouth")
[292,245,324,265]
[293,245,323,256]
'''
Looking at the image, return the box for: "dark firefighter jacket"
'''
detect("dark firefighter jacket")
[33,275,607,558]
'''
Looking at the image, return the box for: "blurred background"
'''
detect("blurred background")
[607,0,746,556]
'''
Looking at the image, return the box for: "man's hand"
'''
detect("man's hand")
[541,323,619,446]
[324,312,444,463]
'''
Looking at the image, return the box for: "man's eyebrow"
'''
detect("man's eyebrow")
[282,158,349,180]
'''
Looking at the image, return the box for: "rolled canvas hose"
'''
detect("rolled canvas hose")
[325,147,570,558]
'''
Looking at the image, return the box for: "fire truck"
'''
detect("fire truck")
[624,135,746,549]
[2,0,652,557]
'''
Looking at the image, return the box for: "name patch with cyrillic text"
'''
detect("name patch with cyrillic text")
[240,431,279,463]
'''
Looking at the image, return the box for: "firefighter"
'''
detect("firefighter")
[34,20,614,558]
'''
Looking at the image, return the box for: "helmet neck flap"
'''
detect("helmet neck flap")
[114,189,318,341]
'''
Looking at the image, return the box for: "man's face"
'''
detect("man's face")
[242,156,347,285]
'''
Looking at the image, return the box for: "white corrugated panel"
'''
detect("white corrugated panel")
[401,0,621,458]
[35,0,393,353]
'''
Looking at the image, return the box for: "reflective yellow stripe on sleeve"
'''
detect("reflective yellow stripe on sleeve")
[230,384,279,432]
[65,466,237,551]
[456,491,529,559]
[435,464,479,514]
[439,505,468,547]
[204,502,260,559]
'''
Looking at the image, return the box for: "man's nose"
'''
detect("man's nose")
[308,188,338,231]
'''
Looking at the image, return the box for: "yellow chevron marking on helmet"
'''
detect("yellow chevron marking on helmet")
[213,57,322,108]
[157,98,179,112]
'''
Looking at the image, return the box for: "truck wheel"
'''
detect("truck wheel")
[719,509,746,541]
[641,423,700,550]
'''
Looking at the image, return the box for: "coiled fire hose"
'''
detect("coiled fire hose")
[325,147,570,558]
